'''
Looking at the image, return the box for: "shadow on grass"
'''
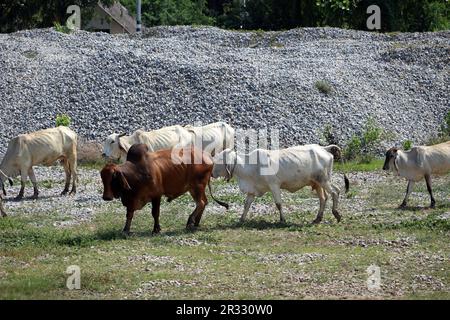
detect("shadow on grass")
[4,195,61,202]
[397,202,450,212]
[78,219,315,244]
[221,219,309,231]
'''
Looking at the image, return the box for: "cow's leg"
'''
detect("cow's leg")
[424,175,436,208]
[240,194,255,222]
[151,197,162,234]
[28,167,39,199]
[0,198,6,217]
[400,180,414,208]
[269,185,285,223]
[123,209,134,235]
[194,192,208,227]
[15,169,28,201]
[323,181,341,223]
[312,186,327,224]
[187,188,207,230]
[61,158,71,195]
[68,155,77,195]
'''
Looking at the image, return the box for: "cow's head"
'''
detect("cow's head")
[383,147,399,171]
[102,133,127,161]
[212,149,236,181]
[100,164,131,201]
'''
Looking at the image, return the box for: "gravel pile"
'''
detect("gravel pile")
[0,26,449,156]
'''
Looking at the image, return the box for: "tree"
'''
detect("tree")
[0,0,113,33]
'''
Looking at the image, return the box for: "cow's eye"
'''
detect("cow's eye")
[110,141,114,144]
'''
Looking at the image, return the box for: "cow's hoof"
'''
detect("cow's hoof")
[312,218,322,224]
[122,230,131,237]
[69,190,76,196]
[14,196,23,201]
[398,202,407,209]
[152,227,161,235]
[186,223,196,231]
[61,190,69,196]
[332,210,341,223]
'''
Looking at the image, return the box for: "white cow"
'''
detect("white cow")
[212,145,349,224]
[0,126,78,200]
[382,141,450,208]
[103,125,192,162]
[185,122,235,156]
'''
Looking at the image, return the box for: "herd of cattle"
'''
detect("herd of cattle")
[0,122,449,234]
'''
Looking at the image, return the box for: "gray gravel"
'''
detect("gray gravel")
[0,26,449,156]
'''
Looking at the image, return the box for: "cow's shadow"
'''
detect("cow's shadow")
[397,203,449,211]
[4,195,61,202]
[208,219,310,232]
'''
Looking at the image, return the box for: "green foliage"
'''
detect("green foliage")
[443,110,450,136]
[315,80,332,94]
[320,124,339,146]
[1,0,448,32]
[56,114,71,127]
[0,1,114,33]
[53,21,71,34]
[402,140,413,151]
[121,0,214,27]
[426,110,450,145]
[344,117,386,163]
[343,134,362,161]
[423,1,450,31]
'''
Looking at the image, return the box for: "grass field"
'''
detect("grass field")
[0,160,448,299]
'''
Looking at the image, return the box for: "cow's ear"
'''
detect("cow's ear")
[115,171,131,191]
[118,137,130,153]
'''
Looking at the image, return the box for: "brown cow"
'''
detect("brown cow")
[100,144,228,234]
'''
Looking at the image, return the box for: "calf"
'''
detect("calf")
[383,141,450,208]
[100,144,228,234]
[212,145,349,224]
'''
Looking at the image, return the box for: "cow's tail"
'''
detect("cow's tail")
[0,169,13,196]
[323,145,350,193]
[208,180,229,210]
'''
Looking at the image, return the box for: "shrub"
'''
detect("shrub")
[443,110,450,136]
[56,114,71,127]
[315,81,332,94]
[426,111,450,145]
[343,135,362,161]
[53,22,71,34]
[402,140,413,151]
[344,117,385,163]
[320,124,339,146]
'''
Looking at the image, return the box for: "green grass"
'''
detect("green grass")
[315,80,333,94]
[334,158,384,173]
